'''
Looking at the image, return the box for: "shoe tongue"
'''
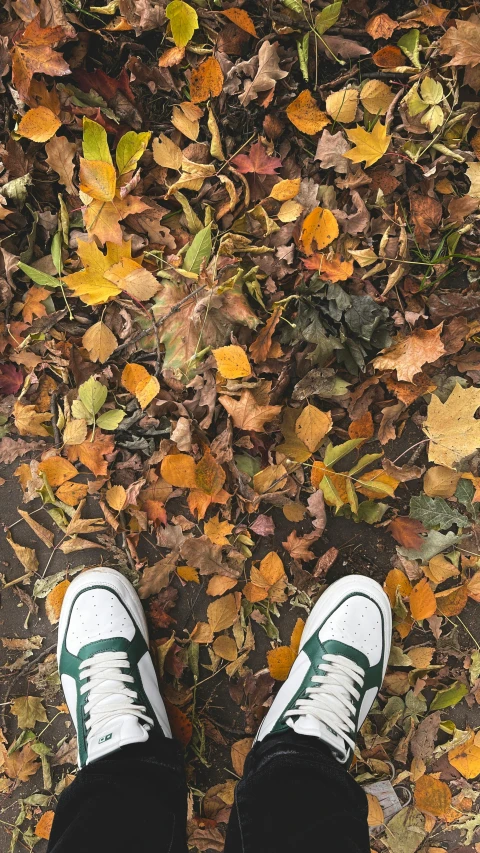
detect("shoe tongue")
[288,714,348,762]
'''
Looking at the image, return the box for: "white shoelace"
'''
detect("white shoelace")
[79,651,153,740]
[284,653,365,753]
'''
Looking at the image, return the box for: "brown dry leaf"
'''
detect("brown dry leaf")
[63,419,88,447]
[424,384,480,468]
[67,431,115,476]
[207,593,240,633]
[191,622,214,643]
[435,584,468,617]
[231,738,253,776]
[13,402,51,437]
[244,551,286,603]
[389,517,426,550]
[17,510,54,548]
[301,207,339,255]
[35,811,55,840]
[366,793,384,827]
[239,41,288,107]
[373,326,445,383]
[286,90,330,134]
[212,635,238,661]
[38,456,78,487]
[161,453,197,489]
[7,531,39,574]
[423,555,459,585]
[409,578,437,621]
[439,19,480,67]
[282,530,319,563]
[294,405,332,453]
[11,16,72,102]
[467,571,480,602]
[414,775,451,818]
[190,57,224,104]
[46,579,70,624]
[45,135,77,195]
[122,363,160,410]
[82,321,118,363]
[407,647,434,668]
[372,45,404,68]
[365,13,397,39]
[11,695,48,728]
[423,466,461,498]
[303,253,354,283]
[219,391,281,432]
[4,743,40,784]
[249,307,283,364]
[206,576,237,597]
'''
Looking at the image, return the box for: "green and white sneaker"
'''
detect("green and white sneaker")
[256,575,392,764]
[58,567,171,768]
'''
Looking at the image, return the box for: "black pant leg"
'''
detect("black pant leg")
[224,732,370,853]
[47,736,188,853]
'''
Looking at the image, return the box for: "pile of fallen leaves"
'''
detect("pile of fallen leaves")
[0,0,480,848]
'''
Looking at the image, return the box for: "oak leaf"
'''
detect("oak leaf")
[239,41,288,107]
[424,383,480,468]
[219,391,281,432]
[345,122,391,168]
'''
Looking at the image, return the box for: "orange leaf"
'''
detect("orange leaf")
[161,453,197,489]
[195,451,226,496]
[231,737,253,776]
[67,431,115,476]
[221,8,257,36]
[435,584,468,617]
[190,56,224,104]
[121,363,159,409]
[448,731,480,779]
[17,106,61,142]
[409,578,437,621]
[164,698,192,746]
[267,645,296,681]
[177,565,200,583]
[249,307,283,364]
[79,159,117,202]
[384,568,412,606]
[348,411,374,441]
[38,456,78,487]
[303,253,353,282]
[46,579,70,625]
[355,469,399,499]
[286,91,330,135]
[414,774,451,818]
[206,576,237,597]
[35,811,55,840]
[372,45,404,68]
[301,207,339,255]
[55,481,88,506]
[290,618,305,656]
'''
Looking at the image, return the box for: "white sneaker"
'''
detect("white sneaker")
[58,567,171,767]
[256,575,392,764]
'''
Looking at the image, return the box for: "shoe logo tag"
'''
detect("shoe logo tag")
[98,733,112,744]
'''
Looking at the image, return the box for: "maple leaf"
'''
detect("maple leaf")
[238,40,288,106]
[282,530,321,563]
[22,285,51,324]
[345,122,391,168]
[0,363,23,394]
[4,744,40,785]
[439,19,480,67]
[13,402,51,437]
[11,16,72,103]
[232,141,282,175]
[63,239,158,306]
[219,390,281,432]
[67,430,115,476]
[373,325,446,383]
[424,383,480,468]
[315,130,350,173]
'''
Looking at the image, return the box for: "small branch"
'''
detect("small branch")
[50,392,61,449]
[318,64,359,93]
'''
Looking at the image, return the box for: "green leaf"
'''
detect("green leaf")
[348,453,383,477]
[297,33,309,82]
[430,681,468,712]
[166,0,198,48]
[83,117,112,165]
[420,77,443,105]
[315,1,342,35]
[78,376,107,417]
[17,262,59,289]
[398,529,461,561]
[51,232,63,275]
[71,399,93,423]
[410,495,468,530]
[96,409,126,430]
[282,0,303,13]
[234,454,261,478]
[115,131,152,176]
[320,475,344,511]
[345,477,358,514]
[455,478,477,516]
[355,500,388,524]
[324,438,364,467]
[183,224,212,274]
[398,29,421,69]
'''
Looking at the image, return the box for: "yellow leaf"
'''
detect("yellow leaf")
[325,88,358,123]
[409,578,437,621]
[38,456,78,487]
[177,565,200,583]
[448,731,480,779]
[355,470,399,499]
[63,240,133,306]
[161,453,197,488]
[207,592,239,633]
[103,257,160,301]
[106,484,127,511]
[206,575,237,596]
[267,645,296,680]
[290,618,305,655]
[63,419,88,446]
[46,580,70,625]
[213,635,238,661]
[121,363,160,409]
[294,404,332,452]
[286,90,330,135]
[423,466,460,498]
[221,8,256,35]
[166,0,198,47]
[55,481,88,506]
[191,621,214,643]
[13,402,51,437]
[171,104,200,141]
[79,158,117,201]
[204,514,234,545]
[152,133,183,169]
[360,80,395,116]
[345,122,391,168]
[270,178,301,201]
[367,794,384,827]
[213,345,251,379]
[301,207,339,255]
[82,321,118,363]
[17,106,61,143]
[384,568,412,606]
[190,56,224,104]
[424,384,480,469]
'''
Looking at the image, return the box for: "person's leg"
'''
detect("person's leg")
[225,575,391,853]
[47,567,188,853]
